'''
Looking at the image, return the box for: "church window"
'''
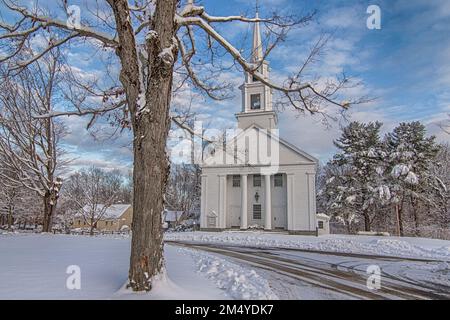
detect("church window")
[232,175,241,187]
[250,94,261,110]
[253,204,262,220]
[318,221,324,229]
[253,174,261,187]
[274,174,283,187]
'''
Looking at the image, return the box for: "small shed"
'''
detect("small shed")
[163,210,185,229]
[316,213,331,235]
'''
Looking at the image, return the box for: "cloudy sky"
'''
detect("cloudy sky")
[48,0,450,172]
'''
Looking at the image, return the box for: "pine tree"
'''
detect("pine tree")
[428,144,449,234]
[325,121,387,232]
[319,161,359,233]
[385,122,440,236]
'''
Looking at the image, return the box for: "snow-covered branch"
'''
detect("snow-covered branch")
[1,0,119,47]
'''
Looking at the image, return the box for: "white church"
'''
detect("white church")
[199,14,319,235]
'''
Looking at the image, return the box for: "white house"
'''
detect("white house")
[200,13,318,235]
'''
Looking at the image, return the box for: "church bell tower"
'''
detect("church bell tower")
[236,7,278,130]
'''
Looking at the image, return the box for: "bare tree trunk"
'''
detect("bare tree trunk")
[126,0,178,291]
[410,195,420,236]
[7,206,13,229]
[346,221,352,234]
[363,210,371,232]
[90,217,95,236]
[398,200,404,237]
[42,194,55,232]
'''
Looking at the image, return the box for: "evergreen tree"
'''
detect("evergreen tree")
[385,122,440,236]
[325,122,387,232]
[430,144,449,232]
[320,161,359,233]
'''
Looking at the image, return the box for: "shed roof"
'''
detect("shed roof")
[164,210,184,222]
[78,204,131,220]
[317,213,331,221]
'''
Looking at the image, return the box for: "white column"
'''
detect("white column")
[200,175,208,229]
[240,174,248,230]
[219,175,227,229]
[307,172,317,231]
[287,174,295,231]
[264,174,272,230]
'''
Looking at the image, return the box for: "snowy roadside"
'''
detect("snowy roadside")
[178,247,278,300]
[165,231,450,261]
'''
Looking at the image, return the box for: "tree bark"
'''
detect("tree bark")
[363,213,371,232]
[346,220,352,234]
[113,0,179,291]
[90,217,95,236]
[7,206,13,229]
[410,195,420,236]
[42,194,55,232]
[398,200,404,237]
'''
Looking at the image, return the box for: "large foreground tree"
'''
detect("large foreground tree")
[0,0,365,291]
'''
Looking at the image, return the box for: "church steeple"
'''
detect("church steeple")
[236,3,277,130]
[252,10,263,63]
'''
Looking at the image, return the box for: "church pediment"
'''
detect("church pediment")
[202,124,317,167]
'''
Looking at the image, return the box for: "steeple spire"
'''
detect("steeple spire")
[252,1,263,63]
[237,0,276,130]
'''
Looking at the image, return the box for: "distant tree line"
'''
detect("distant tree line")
[317,121,449,239]
[165,163,201,219]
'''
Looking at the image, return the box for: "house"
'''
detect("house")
[200,11,318,235]
[163,210,185,229]
[72,204,133,232]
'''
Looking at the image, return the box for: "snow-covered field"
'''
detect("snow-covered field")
[2,231,449,300]
[0,233,272,300]
[165,231,450,261]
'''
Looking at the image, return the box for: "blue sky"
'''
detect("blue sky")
[195,0,450,160]
[9,0,448,172]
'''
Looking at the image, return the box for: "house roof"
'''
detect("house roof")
[78,204,131,220]
[317,213,331,221]
[164,210,184,222]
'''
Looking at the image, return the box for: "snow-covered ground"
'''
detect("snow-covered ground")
[165,231,450,261]
[0,233,271,300]
[2,232,449,300]
[180,248,278,300]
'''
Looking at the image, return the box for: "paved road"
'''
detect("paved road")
[168,241,450,300]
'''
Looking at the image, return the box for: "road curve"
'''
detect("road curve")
[167,241,450,300]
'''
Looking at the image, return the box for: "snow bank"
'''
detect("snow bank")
[165,232,450,261]
[180,248,278,300]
